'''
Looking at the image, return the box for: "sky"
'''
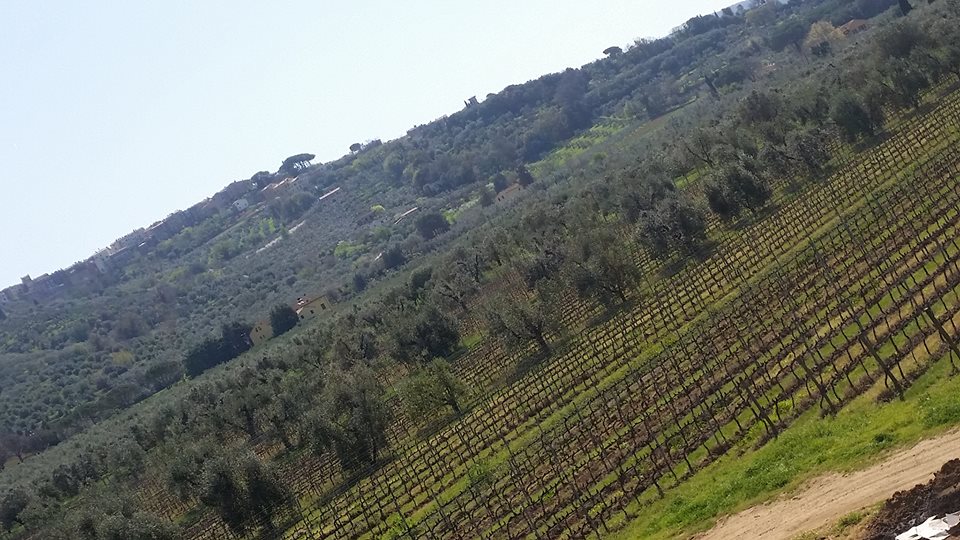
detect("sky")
[0,0,730,287]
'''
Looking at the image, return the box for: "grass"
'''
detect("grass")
[611,347,960,540]
[460,332,483,350]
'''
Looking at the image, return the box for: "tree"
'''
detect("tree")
[387,305,460,364]
[269,304,299,337]
[278,153,315,176]
[166,442,212,501]
[352,272,368,292]
[399,359,469,417]
[565,229,640,308]
[881,58,929,109]
[199,451,292,535]
[830,92,877,142]
[107,437,146,481]
[144,360,183,391]
[262,375,308,450]
[516,164,536,187]
[221,322,252,358]
[0,442,9,472]
[705,162,771,218]
[382,246,406,270]
[479,186,495,207]
[409,266,434,298]
[306,367,390,470]
[638,194,707,256]
[415,212,450,240]
[492,173,510,193]
[349,142,362,153]
[804,21,842,55]
[98,512,180,540]
[746,2,779,26]
[877,21,927,60]
[899,0,913,15]
[183,322,252,377]
[484,280,562,357]
[769,19,809,52]
[430,258,480,313]
[603,46,623,56]
[0,489,28,531]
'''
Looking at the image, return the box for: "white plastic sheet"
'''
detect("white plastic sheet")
[895,512,960,540]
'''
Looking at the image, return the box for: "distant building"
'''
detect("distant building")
[233,198,250,212]
[108,228,149,253]
[318,186,341,202]
[260,177,299,198]
[92,250,111,273]
[296,296,331,321]
[495,184,524,204]
[1,284,25,303]
[21,273,60,299]
[394,207,420,225]
[839,19,868,36]
[717,0,783,16]
[250,319,273,346]
[356,209,390,228]
[108,246,137,268]
[66,261,100,288]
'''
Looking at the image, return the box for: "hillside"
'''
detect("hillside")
[0,0,796,440]
[4,0,959,538]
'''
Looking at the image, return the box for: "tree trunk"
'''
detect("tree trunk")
[534,333,551,356]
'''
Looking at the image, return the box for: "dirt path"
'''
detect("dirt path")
[696,429,960,540]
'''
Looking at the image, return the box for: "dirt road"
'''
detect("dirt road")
[696,429,960,540]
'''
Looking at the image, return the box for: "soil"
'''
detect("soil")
[694,429,960,540]
[863,458,960,540]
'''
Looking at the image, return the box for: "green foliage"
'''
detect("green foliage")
[198,450,291,535]
[269,304,299,337]
[467,460,496,488]
[96,512,180,540]
[387,305,460,365]
[382,246,407,270]
[334,240,364,259]
[352,272,368,292]
[831,92,879,142]
[517,164,536,186]
[399,359,469,417]
[565,228,640,307]
[705,161,772,218]
[0,489,28,531]
[305,367,391,470]
[485,280,563,357]
[415,212,451,240]
[268,192,315,224]
[408,266,433,298]
[183,322,252,377]
[278,153,315,176]
[768,18,810,52]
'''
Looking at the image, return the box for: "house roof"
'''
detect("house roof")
[318,187,341,201]
[840,19,868,32]
[394,207,420,225]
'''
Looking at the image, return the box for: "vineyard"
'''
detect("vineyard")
[102,75,960,540]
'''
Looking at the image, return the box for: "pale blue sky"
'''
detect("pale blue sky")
[0,0,728,287]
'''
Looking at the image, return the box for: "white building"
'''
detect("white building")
[92,250,111,273]
[719,0,784,16]
[233,198,250,212]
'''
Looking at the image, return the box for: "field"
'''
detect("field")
[107,78,960,540]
